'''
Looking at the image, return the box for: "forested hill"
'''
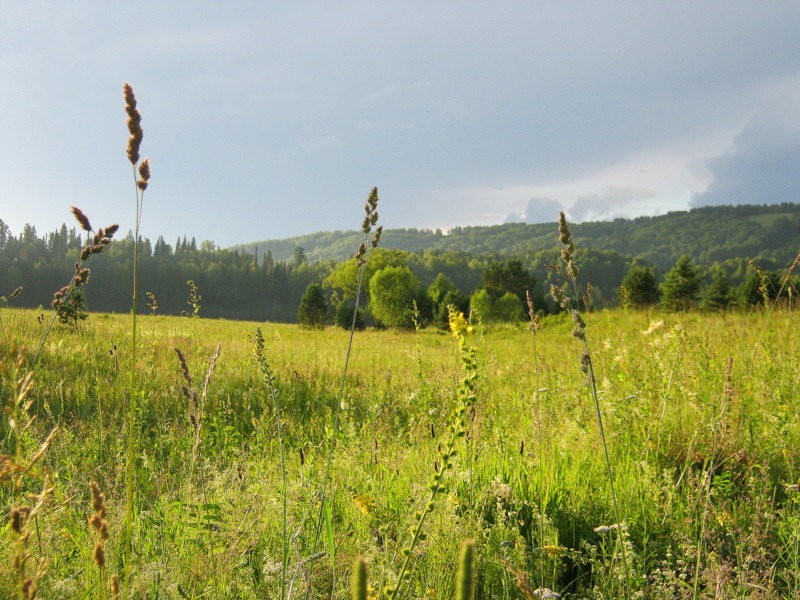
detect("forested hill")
[233,203,800,270]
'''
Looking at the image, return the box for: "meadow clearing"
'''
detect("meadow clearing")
[2,304,799,599]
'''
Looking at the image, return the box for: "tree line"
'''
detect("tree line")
[1,217,797,327]
[235,202,800,270]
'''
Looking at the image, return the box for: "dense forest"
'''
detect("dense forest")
[1,203,798,322]
[235,203,800,270]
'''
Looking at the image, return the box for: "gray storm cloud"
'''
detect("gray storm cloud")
[691,110,800,208]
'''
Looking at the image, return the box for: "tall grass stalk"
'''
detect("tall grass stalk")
[122,82,149,594]
[254,329,290,600]
[525,291,550,589]
[551,212,631,599]
[351,556,368,600]
[454,540,475,600]
[307,188,382,595]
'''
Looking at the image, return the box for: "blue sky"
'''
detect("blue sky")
[2,1,799,247]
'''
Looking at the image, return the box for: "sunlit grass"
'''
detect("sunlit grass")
[1,306,799,598]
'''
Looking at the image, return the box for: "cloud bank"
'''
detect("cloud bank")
[504,198,563,224]
[691,106,800,207]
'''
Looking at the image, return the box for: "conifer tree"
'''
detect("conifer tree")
[619,266,659,309]
[297,284,327,328]
[701,266,734,311]
[661,255,701,311]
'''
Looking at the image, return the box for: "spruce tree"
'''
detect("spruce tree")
[661,255,701,311]
[297,284,327,328]
[619,266,659,309]
[701,267,733,311]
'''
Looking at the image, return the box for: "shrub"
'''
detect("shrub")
[494,291,523,322]
[334,302,365,330]
[469,288,494,323]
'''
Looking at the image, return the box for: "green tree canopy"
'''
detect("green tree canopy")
[494,291,524,322]
[427,272,458,306]
[323,248,407,302]
[368,265,420,328]
[469,288,494,323]
[482,259,537,304]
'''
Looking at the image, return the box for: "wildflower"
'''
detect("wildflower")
[353,494,376,514]
[448,310,473,337]
[642,320,665,335]
[543,545,564,557]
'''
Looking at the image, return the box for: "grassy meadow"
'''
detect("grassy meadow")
[2,305,800,599]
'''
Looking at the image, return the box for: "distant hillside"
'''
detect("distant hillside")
[232,203,800,270]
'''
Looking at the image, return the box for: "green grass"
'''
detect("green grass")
[2,307,800,599]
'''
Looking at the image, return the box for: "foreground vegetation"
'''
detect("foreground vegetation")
[2,305,800,599]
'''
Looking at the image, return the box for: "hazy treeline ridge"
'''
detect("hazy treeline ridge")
[234,203,800,270]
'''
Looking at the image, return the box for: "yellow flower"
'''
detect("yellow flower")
[715,510,732,526]
[543,545,564,557]
[448,311,473,337]
[353,494,376,515]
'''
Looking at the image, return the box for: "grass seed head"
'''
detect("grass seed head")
[93,542,105,568]
[137,157,151,190]
[124,83,143,165]
[371,225,383,248]
[70,206,93,232]
[89,481,104,513]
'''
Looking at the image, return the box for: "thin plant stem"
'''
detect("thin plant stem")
[556,212,631,600]
[306,231,370,597]
[123,164,144,591]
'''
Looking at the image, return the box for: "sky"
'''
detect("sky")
[1,1,799,248]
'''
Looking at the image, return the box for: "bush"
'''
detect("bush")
[335,302,365,330]
[494,291,523,322]
[434,289,469,329]
[469,288,494,323]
